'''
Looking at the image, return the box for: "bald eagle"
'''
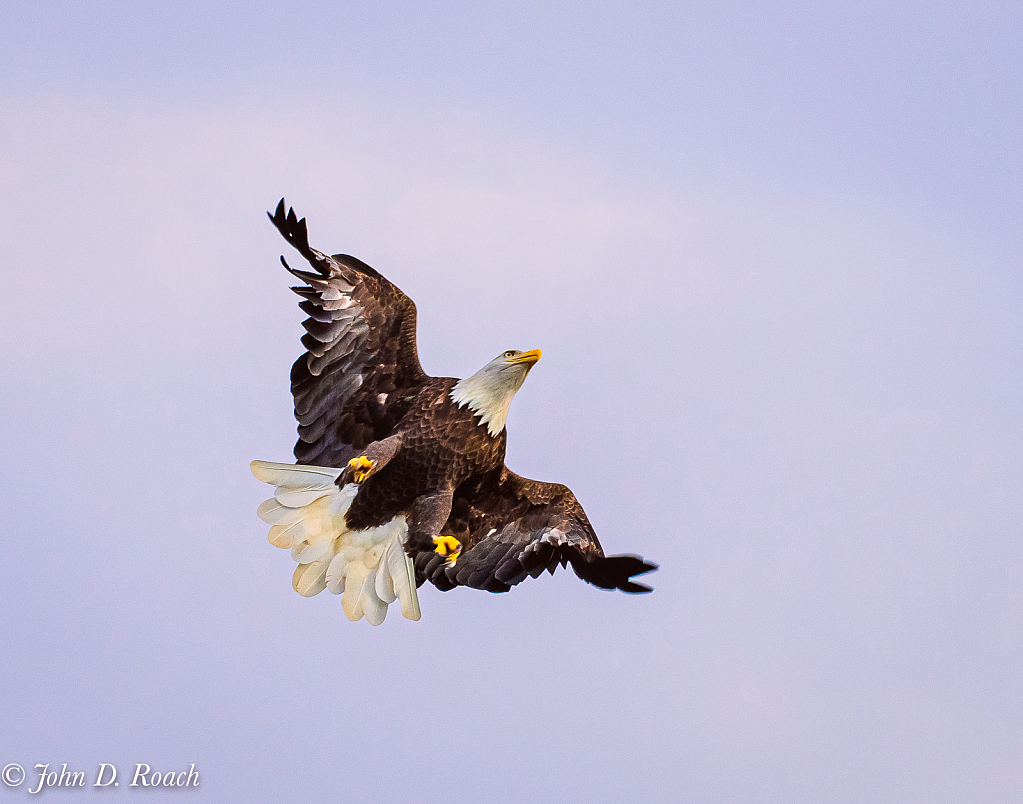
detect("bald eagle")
[251,200,657,624]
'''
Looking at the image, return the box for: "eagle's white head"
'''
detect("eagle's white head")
[450,348,542,437]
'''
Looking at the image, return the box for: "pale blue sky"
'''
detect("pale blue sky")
[1,3,1021,802]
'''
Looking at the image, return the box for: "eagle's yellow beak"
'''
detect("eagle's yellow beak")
[509,348,542,365]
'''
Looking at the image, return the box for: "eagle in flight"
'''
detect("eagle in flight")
[252,200,657,624]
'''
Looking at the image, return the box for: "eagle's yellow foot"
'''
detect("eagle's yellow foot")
[433,536,462,565]
[347,455,375,484]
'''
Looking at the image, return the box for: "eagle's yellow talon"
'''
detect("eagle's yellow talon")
[348,455,375,484]
[433,536,462,565]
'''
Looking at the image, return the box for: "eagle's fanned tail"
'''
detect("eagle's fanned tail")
[250,460,421,623]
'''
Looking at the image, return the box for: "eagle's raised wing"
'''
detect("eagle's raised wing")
[416,468,658,594]
[268,200,428,467]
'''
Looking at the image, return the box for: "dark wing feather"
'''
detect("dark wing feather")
[416,468,657,594]
[268,200,429,467]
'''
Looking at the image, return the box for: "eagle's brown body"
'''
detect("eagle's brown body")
[344,378,506,532]
[252,200,656,623]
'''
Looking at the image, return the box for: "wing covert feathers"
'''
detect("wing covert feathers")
[418,469,658,594]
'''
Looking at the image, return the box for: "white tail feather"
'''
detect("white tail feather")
[251,460,421,624]
[275,487,337,507]
[268,518,307,549]
[363,585,386,626]
[256,498,287,523]
[325,551,348,595]
[388,537,422,621]
[292,551,331,597]
[251,460,340,486]
[292,540,331,564]
[375,555,396,604]
[343,572,371,622]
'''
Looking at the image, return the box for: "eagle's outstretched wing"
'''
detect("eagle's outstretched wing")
[415,468,658,594]
[268,200,428,467]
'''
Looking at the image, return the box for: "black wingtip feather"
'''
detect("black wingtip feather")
[268,198,323,267]
[571,553,658,594]
[619,580,654,594]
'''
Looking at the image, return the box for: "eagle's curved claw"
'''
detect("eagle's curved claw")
[347,455,375,484]
[433,536,462,565]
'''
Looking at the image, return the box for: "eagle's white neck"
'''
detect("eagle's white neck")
[450,366,528,437]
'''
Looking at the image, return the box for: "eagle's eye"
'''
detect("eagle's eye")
[503,350,515,358]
